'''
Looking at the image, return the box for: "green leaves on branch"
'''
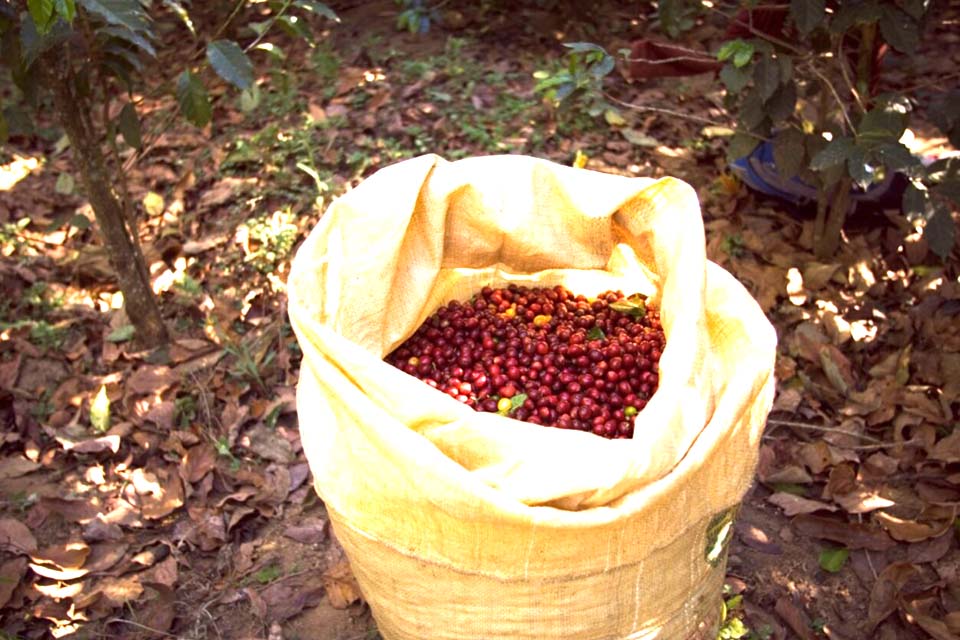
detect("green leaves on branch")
[28,0,56,33]
[716,39,754,68]
[207,40,254,90]
[810,136,854,171]
[790,0,825,37]
[904,163,960,261]
[118,102,141,149]
[78,0,151,35]
[772,128,806,178]
[564,42,615,79]
[858,108,907,145]
[878,6,920,54]
[177,70,211,128]
[293,1,339,22]
[534,43,617,118]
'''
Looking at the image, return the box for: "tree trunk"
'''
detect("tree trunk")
[48,70,169,348]
[814,177,852,259]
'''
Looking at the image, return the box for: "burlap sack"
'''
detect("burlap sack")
[288,154,776,639]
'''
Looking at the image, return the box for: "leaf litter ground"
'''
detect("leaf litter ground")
[0,1,959,638]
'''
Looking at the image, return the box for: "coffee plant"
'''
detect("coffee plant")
[0,0,338,346]
[545,0,958,261]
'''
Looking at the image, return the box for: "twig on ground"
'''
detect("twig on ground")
[602,92,739,131]
[762,432,922,452]
[103,619,179,638]
[859,513,880,580]
[766,418,884,444]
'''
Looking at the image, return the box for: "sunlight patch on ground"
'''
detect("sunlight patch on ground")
[0,155,42,191]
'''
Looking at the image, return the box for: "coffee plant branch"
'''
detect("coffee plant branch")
[602,92,741,132]
[804,62,855,133]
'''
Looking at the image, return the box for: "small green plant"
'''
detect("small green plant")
[174,394,198,429]
[717,594,750,640]
[28,321,66,350]
[252,563,284,585]
[29,389,54,423]
[23,282,63,316]
[721,234,746,258]
[395,0,438,33]
[214,434,241,471]
[310,44,342,99]
[533,43,615,118]
[0,218,30,255]
[224,338,275,394]
[241,209,299,273]
[6,490,37,513]
[172,273,204,300]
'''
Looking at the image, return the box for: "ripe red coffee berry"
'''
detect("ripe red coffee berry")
[385,285,665,439]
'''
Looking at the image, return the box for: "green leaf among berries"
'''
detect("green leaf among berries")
[609,293,647,319]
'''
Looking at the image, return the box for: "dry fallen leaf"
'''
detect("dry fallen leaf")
[875,511,954,543]
[40,496,100,524]
[866,562,920,633]
[54,432,121,454]
[30,541,90,571]
[283,518,329,545]
[0,557,28,608]
[83,542,129,574]
[744,600,786,640]
[134,583,177,637]
[756,442,815,485]
[134,467,185,520]
[243,423,294,464]
[125,365,178,396]
[322,560,363,610]
[180,443,218,484]
[792,514,897,551]
[820,344,855,396]
[0,517,38,554]
[768,492,837,516]
[802,262,840,291]
[947,611,960,635]
[0,456,40,480]
[775,596,817,640]
[82,516,124,542]
[901,598,960,640]
[32,580,86,600]
[931,431,960,463]
[140,554,179,588]
[183,506,227,551]
[92,573,144,608]
[906,532,954,564]
[260,573,326,622]
[832,488,896,514]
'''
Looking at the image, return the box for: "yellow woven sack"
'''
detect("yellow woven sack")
[288,154,776,640]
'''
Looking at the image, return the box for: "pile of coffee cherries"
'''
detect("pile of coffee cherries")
[385,284,665,439]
